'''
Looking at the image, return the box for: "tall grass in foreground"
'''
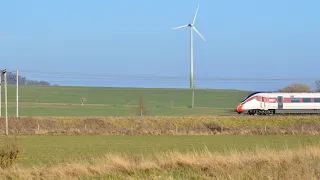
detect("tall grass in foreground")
[1,146,320,180]
[0,137,19,170]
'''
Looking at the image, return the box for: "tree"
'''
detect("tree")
[170,99,174,108]
[316,81,320,91]
[0,71,51,86]
[279,83,312,92]
[138,96,148,116]
[35,96,39,104]
[125,97,131,107]
[80,97,87,106]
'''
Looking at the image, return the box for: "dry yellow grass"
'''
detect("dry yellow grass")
[1,116,320,135]
[1,146,320,179]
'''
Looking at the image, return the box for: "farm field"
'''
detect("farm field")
[2,135,320,167]
[2,85,250,116]
[0,135,320,179]
[1,86,320,179]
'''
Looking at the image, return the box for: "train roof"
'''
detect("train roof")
[241,92,261,102]
[241,91,320,102]
[253,91,320,94]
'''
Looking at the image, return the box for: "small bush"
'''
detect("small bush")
[0,137,19,169]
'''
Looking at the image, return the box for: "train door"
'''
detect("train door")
[260,97,266,109]
[277,96,283,109]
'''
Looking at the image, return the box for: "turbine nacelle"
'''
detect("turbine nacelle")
[172,5,205,41]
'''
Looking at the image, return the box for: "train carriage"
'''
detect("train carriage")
[236,92,320,115]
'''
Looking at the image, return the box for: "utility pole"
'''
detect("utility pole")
[4,70,8,135]
[0,70,2,117]
[16,69,19,117]
[192,88,195,108]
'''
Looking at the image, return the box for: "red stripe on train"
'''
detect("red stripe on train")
[283,98,291,103]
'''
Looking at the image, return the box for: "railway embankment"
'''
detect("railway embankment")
[0,116,319,135]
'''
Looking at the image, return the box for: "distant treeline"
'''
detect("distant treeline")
[1,71,51,86]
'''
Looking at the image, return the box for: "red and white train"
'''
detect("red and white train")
[236,92,320,115]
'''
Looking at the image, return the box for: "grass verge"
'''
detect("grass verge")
[0,116,320,135]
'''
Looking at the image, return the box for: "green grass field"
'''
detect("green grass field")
[2,135,319,167]
[2,85,251,116]
[2,85,320,179]
[1,135,319,179]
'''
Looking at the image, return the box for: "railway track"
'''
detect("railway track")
[234,109,320,116]
[218,112,320,117]
[239,114,320,116]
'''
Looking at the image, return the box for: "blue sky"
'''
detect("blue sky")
[1,0,320,91]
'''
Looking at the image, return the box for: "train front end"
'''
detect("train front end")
[236,103,244,114]
[236,92,261,114]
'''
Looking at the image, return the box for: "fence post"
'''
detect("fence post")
[175,124,178,134]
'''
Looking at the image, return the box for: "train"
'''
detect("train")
[236,92,320,115]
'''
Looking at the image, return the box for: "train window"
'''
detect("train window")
[291,98,300,103]
[314,98,320,102]
[262,97,264,102]
[303,98,311,102]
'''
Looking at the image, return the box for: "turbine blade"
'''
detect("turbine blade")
[192,27,206,41]
[172,24,188,30]
[192,5,199,24]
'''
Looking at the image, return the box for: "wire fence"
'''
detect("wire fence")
[0,69,320,117]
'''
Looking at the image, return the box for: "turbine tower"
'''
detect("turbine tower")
[172,4,206,108]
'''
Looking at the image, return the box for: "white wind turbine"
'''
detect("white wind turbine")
[172,4,206,108]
